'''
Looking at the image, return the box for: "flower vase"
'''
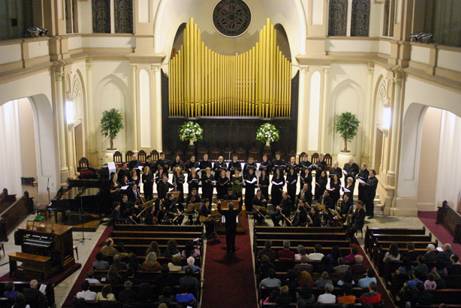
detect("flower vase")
[189,139,195,146]
[265,141,270,147]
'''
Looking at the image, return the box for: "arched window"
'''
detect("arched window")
[351,0,370,36]
[115,0,133,33]
[92,0,110,33]
[328,0,348,36]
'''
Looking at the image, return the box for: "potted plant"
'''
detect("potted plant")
[256,123,280,147]
[100,108,124,150]
[335,112,360,152]
[179,121,203,145]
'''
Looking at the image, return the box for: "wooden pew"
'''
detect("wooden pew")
[0,194,34,236]
[365,226,426,251]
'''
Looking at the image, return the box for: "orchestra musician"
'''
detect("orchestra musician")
[253,189,267,225]
[157,173,174,200]
[347,200,366,239]
[298,183,313,206]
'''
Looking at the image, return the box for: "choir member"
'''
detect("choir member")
[329,162,342,181]
[259,153,272,173]
[216,169,230,199]
[343,176,355,202]
[287,156,298,172]
[315,170,328,202]
[258,169,270,199]
[231,169,243,203]
[329,174,341,206]
[173,167,185,194]
[298,183,313,206]
[129,168,140,186]
[128,183,142,204]
[243,167,257,212]
[300,167,313,192]
[364,170,378,218]
[201,167,214,206]
[272,152,286,173]
[213,156,227,179]
[110,172,121,195]
[343,159,359,179]
[187,168,200,194]
[171,154,184,170]
[157,173,174,200]
[243,156,257,177]
[271,168,285,206]
[185,155,199,173]
[157,152,169,173]
[286,167,298,202]
[299,153,311,170]
[253,189,268,208]
[142,166,154,201]
[229,154,241,175]
[357,164,369,203]
[199,153,212,171]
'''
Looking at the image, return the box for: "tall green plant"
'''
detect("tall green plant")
[335,112,360,152]
[100,108,124,150]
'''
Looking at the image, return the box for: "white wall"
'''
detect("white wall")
[327,64,369,158]
[436,110,461,211]
[89,61,133,160]
[154,0,306,62]
[18,99,37,178]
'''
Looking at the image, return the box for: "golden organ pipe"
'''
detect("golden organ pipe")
[169,18,291,118]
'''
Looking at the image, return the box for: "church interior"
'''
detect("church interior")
[0,0,461,307]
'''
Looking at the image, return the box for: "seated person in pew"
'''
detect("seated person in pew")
[175,286,197,307]
[351,254,367,276]
[96,285,116,301]
[317,283,336,304]
[276,285,292,307]
[259,269,282,289]
[314,271,333,289]
[358,269,378,289]
[118,280,136,304]
[76,281,96,301]
[22,279,48,308]
[449,254,461,275]
[141,251,161,272]
[179,267,200,296]
[360,281,382,305]
[168,255,183,272]
[294,245,308,262]
[93,252,110,270]
[383,243,401,263]
[277,240,295,261]
[258,255,275,280]
[307,244,325,262]
[337,285,357,305]
[294,255,313,273]
[100,238,119,258]
[183,256,201,274]
[258,241,276,262]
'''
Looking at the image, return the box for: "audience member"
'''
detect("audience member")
[76,281,96,301]
[23,280,47,308]
[179,267,200,296]
[317,283,336,304]
[260,269,282,289]
[142,251,162,272]
[315,271,332,289]
[96,285,115,301]
[424,273,437,290]
[278,240,295,260]
[359,281,382,305]
[294,255,313,273]
[93,253,110,270]
[294,245,308,262]
[337,286,357,304]
[307,244,324,262]
[383,243,401,263]
[12,293,30,308]
[100,238,118,257]
[118,281,136,303]
[358,269,377,289]
[258,241,276,261]
[183,256,201,274]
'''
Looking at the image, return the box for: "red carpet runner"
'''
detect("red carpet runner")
[418,211,461,256]
[202,214,258,308]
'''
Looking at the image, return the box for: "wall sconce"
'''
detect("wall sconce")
[382,105,392,131]
[65,100,75,125]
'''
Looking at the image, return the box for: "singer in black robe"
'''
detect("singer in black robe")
[199,153,213,171]
[357,164,369,203]
[201,168,214,206]
[315,171,328,202]
[216,170,230,199]
[286,167,298,202]
[258,170,270,199]
[364,170,378,218]
[271,168,285,206]
[243,168,257,212]
[141,167,154,201]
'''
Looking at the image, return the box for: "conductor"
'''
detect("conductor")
[218,199,241,256]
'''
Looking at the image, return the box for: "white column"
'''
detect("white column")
[151,65,163,151]
[346,0,353,36]
[110,0,115,33]
[296,66,309,154]
[131,64,139,150]
[319,66,329,153]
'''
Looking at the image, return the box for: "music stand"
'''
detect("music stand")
[73,187,91,243]
[220,200,240,211]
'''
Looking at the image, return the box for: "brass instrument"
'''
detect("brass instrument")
[168,18,292,118]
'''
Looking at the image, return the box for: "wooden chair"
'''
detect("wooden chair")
[137,150,147,163]
[311,152,320,164]
[150,150,159,161]
[113,151,123,164]
[125,151,135,162]
[324,153,333,168]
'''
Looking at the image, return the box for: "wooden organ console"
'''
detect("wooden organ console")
[10,223,75,279]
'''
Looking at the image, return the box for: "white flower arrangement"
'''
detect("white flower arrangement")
[256,123,280,146]
[179,121,203,144]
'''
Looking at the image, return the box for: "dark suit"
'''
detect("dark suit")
[218,204,241,255]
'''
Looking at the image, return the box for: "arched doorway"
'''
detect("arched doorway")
[0,95,59,203]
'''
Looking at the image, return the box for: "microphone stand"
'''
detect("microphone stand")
[74,187,91,243]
